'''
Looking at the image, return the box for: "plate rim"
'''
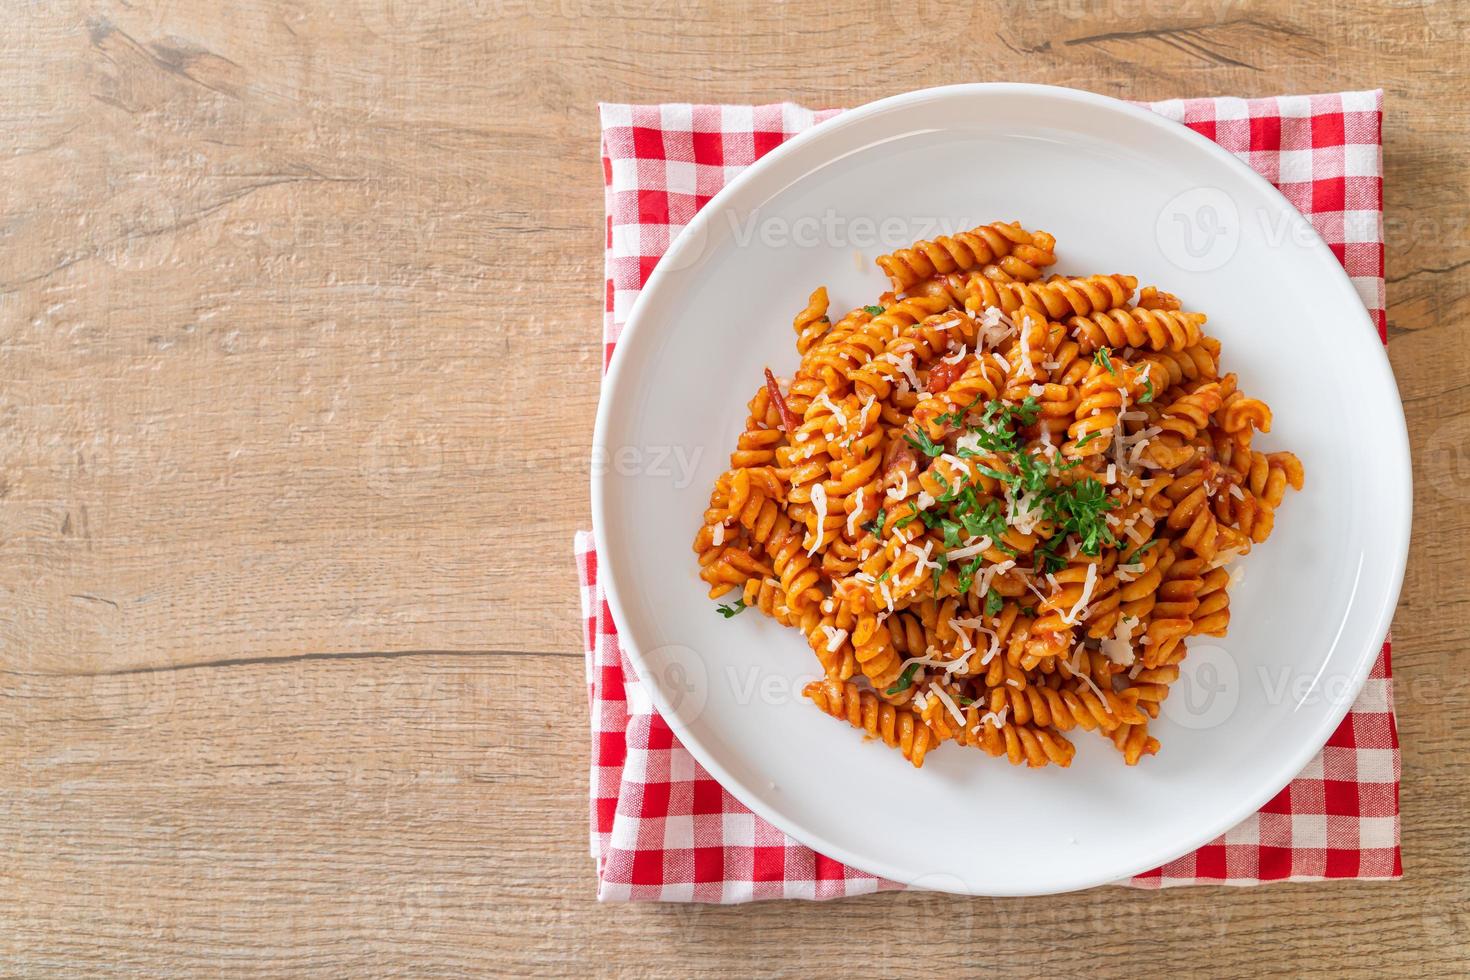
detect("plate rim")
[590,82,1412,895]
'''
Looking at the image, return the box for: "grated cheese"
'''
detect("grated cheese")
[1067,644,1087,677]
[975,558,1015,601]
[949,619,975,653]
[886,470,910,501]
[807,483,828,557]
[945,537,993,561]
[1004,485,1045,535]
[906,540,941,578]
[1061,563,1098,625]
[1099,615,1138,667]
[821,625,849,652]
[929,682,968,728]
[1208,547,1245,570]
[972,704,1010,733]
[893,352,922,393]
[811,391,848,431]
[1016,312,1036,379]
[895,651,954,673]
[1074,668,1112,713]
[846,486,867,537]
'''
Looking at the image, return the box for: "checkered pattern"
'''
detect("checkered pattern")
[580,90,1399,901]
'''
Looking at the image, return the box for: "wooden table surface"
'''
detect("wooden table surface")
[4,1,1467,975]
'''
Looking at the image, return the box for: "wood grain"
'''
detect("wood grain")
[2,0,1467,975]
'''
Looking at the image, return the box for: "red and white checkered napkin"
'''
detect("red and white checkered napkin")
[578,91,1400,902]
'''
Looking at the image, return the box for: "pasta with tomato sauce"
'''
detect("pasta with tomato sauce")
[693,220,1302,769]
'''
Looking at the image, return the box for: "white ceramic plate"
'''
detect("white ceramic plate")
[592,83,1410,896]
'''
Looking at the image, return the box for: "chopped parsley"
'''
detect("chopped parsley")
[861,507,887,537]
[1123,539,1157,565]
[959,499,1006,541]
[1033,538,1068,574]
[955,554,986,593]
[888,389,1129,596]
[903,427,945,458]
[939,518,963,549]
[932,552,949,594]
[886,662,922,695]
[1045,476,1118,556]
[863,304,885,315]
[1139,377,1154,403]
[975,462,1011,484]
[1095,347,1115,374]
[716,598,747,618]
[935,392,985,429]
[937,472,968,504]
[944,396,1040,455]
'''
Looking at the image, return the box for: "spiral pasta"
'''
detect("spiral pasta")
[693,220,1302,770]
[875,221,1058,291]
